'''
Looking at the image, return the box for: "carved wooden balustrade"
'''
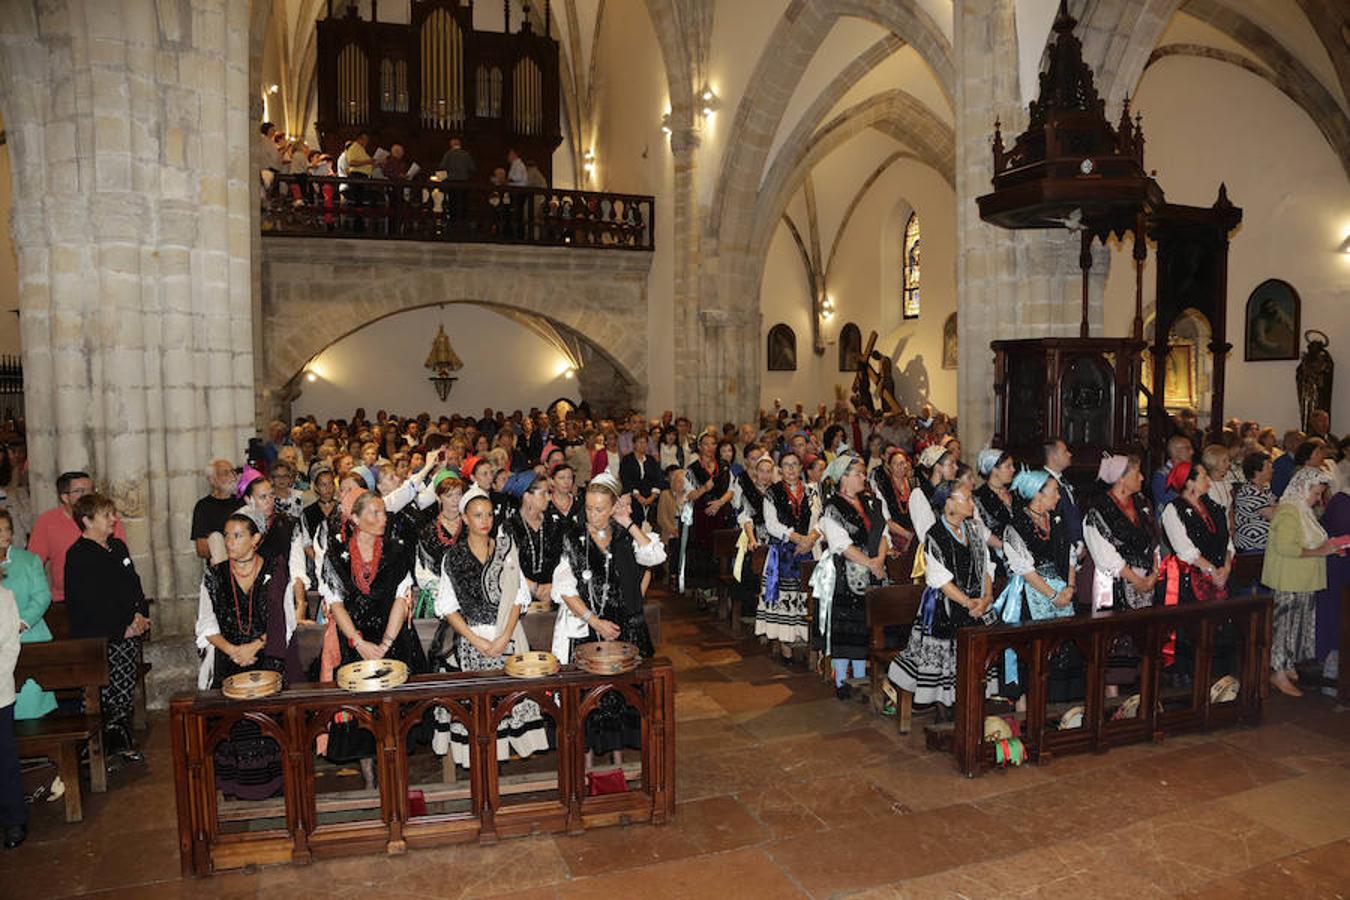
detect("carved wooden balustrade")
[933,594,1272,777]
[261,173,654,251]
[171,660,675,876]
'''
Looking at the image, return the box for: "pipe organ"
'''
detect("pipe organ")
[317,0,561,182]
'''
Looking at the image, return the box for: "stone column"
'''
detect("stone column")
[0,1,256,656]
[954,0,1107,454]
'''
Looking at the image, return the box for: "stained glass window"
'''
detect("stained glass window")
[902,212,921,320]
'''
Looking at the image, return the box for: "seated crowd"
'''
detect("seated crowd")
[1,401,1346,848]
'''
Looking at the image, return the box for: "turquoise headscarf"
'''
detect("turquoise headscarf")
[1010,468,1052,501]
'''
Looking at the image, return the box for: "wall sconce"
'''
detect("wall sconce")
[660,113,672,135]
[582,149,596,175]
[304,371,318,383]
[563,367,576,380]
[1339,234,1350,254]
[268,84,280,94]
[820,295,835,322]
[699,87,720,118]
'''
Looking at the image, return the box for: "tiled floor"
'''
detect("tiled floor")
[8,589,1350,898]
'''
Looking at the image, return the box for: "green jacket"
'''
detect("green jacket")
[1260,505,1327,594]
[5,547,57,719]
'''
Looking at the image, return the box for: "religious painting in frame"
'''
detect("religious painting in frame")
[1139,342,1197,411]
[1243,279,1300,361]
[942,313,957,369]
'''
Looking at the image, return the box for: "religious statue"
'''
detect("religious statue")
[1296,329,1333,432]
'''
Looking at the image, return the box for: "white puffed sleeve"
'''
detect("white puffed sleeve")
[434,559,461,617]
[549,556,579,604]
[1002,525,1037,576]
[633,534,667,567]
[1084,516,1126,580]
[194,580,219,650]
[923,534,954,590]
[289,527,310,590]
[383,479,418,515]
[820,510,853,555]
[1161,505,1202,565]
[763,498,792,541]
[910,490,936,543]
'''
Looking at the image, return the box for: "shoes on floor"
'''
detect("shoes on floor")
[3,824,26,849]
[835,683,852,701]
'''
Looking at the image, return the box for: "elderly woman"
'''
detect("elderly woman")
[65,494,150,755]
[1201,444,1236,532]
[1084,455,1160,612]
[973,449,1016,580]
[1,509,55,721]
[871,447,916,556]
[816,455,888,700]
[1233,451,1276,553]
[194,514,290,798]
[552,475,666,764]
[889,482,993,716]
[434,485,549,767]
[1262,468,1340,697]
[756,452,820,660]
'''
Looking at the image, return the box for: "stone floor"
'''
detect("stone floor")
[7,589,1350,898]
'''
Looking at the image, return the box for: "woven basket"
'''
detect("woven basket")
[573,641,640,675]
[505,651,560,678]
[221,670,282,701]
[336,659,409,693]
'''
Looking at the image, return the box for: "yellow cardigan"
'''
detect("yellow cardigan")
[1260,504,1327,593]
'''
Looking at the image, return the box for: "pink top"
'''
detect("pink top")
[28,506,127,601]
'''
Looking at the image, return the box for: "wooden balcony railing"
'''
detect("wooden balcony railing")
[260,174,654,251]
[933,594,1272,777]
[171,660,675,876]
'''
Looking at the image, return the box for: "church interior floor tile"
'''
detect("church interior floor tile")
[10,587,1350,898]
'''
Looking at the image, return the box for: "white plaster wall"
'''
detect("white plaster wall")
[584,0,672,416]
[1101,56,1350,433]
[296,304,577,422]
[761,156,957,415]
[827,44,954,127]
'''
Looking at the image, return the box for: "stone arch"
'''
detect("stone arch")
[751,88,955,264]
[260,239,652,414]
[709,1,952,242]
[1071,0,1183,106]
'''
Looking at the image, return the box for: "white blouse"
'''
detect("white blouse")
[1161,503,1235,566]
[549,533,668,604]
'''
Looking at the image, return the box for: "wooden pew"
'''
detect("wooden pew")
[865,583,924,732]
[44,601,152,730]
[711,528,743,634]
[1230,552,1264,595]
[936,594,1272,777]
[13,637,109,822]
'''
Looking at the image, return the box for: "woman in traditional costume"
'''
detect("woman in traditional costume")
[415,470,465,669]
[551,475,666,764]
[815,455,888,700]
[871,447,916,558]
[433,486,550,767]
[194,514,290,799]
[755,451,820,662]
[888,482,993,716]
[973,449,1016,580]
[685,433,735,605]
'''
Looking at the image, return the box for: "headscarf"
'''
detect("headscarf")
[1097,454,1129,486]
[976,448,1008,477]
[918,444,948,471]
[1165,461,1193,493]
[236,504,268,534]
[338,485,365,523]
[351,464,376,492]
[461,455,485,480]
[1010,468,1052,502]
[929,481,954,514]
[823,453,860,485]
[236,465,263,499]
[430,467,462,491]
[458,484,490,515]
[502,470,539,500]
[1280,466,1332,548]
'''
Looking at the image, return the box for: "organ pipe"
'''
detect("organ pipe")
[420,9,464,129]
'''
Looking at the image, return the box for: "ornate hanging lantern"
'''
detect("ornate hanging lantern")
[424,323,463,402]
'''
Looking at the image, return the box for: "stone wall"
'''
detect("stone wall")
[259,238,653,420]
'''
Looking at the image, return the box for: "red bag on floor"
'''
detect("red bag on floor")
[408,789,427,817]
[586,768,629,796]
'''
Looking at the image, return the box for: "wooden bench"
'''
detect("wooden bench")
[14,637,109,822]
[1230,552,1264,595]
[44,602,152,730]
[865,583,924,732]
[711,528,743,634]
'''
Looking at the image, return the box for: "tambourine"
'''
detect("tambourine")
[505,651,560,678]
[222,669,282,700]
[573,641,640,675]
[337,659,409,692]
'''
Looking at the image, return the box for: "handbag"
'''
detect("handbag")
[586,768,629,796]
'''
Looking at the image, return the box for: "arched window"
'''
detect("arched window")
[838,323,862,372]
[902,212,921,320]
[767,324,797,371]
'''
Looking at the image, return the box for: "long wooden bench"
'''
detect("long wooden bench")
[13,637,109,822]
[865,583,924,731]
[44,601,151,729]
[936,593,1272,777]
